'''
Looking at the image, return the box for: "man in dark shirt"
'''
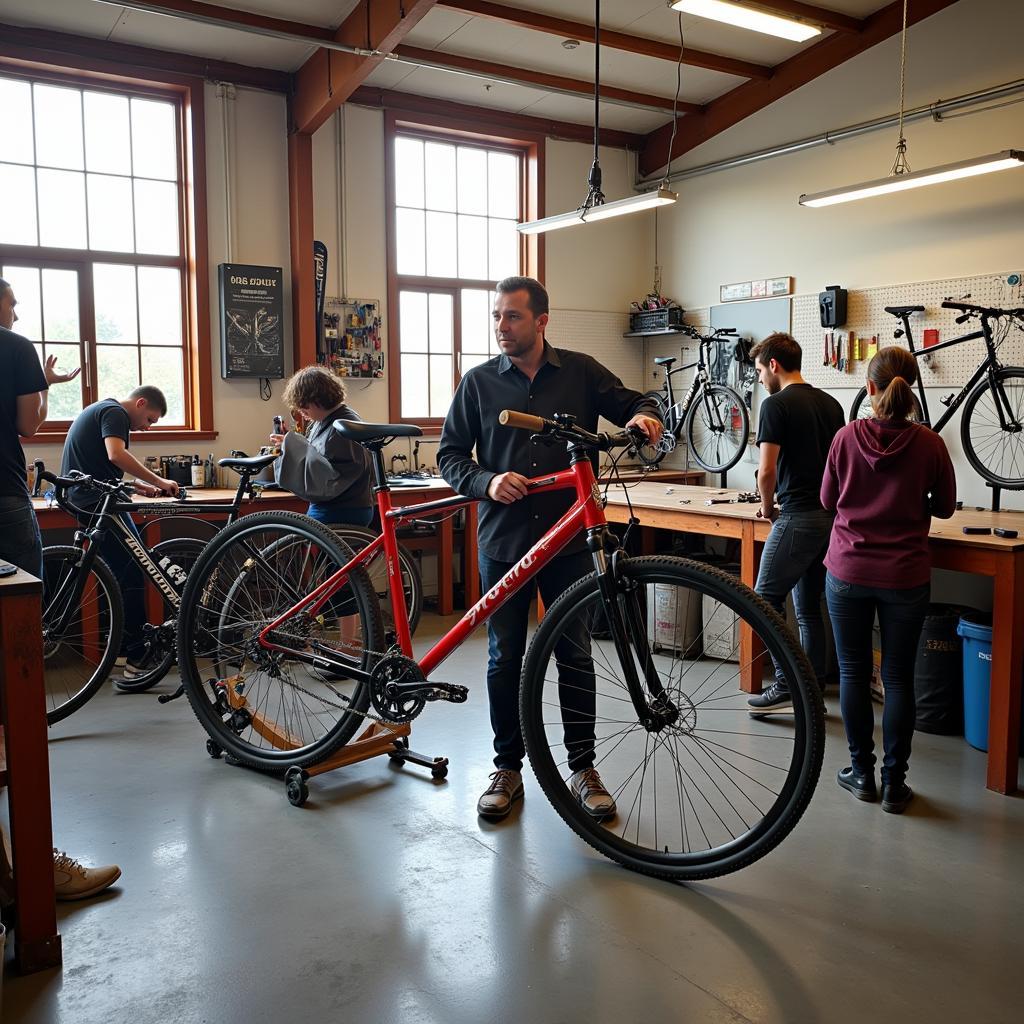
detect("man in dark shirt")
[747,332,845,715]
[439,276,662,820]
[62,387,179,676]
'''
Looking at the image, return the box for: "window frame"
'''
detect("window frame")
[385,112,544,431]
[0,57,214,442]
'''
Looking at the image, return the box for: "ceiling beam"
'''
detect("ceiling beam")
[741,2,863,34]
[293,0,438,134]
[393,44,702,114]
[348,86,645,150]
[639,0,962,177]
[0,18,291,91]
[438,0,773,80]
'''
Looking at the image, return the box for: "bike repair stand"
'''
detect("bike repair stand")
[987,481,1024,512]
[283,722,449,807]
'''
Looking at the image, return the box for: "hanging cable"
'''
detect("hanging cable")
[661,12,686,188]
[580,0,605,217]
[890,0,911,175]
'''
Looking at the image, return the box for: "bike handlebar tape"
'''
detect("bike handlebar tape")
[499,410,546,432]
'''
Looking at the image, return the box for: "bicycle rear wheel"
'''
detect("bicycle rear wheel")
[520,555,824,881]
[176,511,385,770]
[960,367,1024,486]
[41,546,123,726]
[685,384,749,473]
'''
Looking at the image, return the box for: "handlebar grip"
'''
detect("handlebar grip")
[955,313,971,325]
[499,410,547,432]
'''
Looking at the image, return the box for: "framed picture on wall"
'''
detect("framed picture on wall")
[720,281,752,302]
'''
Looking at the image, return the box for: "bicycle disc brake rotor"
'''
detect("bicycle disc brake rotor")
[369,652,427,724]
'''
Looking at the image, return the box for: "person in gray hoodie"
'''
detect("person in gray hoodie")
[821,346,956,814]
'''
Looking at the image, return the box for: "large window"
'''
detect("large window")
[0,72,193,429]
[389,127,530,423]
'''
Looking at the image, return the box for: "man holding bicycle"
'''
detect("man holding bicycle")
[439,276,662,820]
[61,386,179,679]
[748,333,844,715]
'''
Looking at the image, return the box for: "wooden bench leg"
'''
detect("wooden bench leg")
[739,522,766,694]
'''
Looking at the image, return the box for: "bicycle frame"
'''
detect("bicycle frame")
[892,312,1017,432]
[661,342,710,429]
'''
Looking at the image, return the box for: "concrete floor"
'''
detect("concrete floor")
[4,612,1021,1024]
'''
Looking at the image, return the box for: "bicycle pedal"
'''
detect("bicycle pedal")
[423,683,468,704]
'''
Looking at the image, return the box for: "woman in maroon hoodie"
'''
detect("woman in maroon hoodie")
[821,347,956,813]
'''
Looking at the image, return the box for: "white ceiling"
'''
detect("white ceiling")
[0,1,899,134]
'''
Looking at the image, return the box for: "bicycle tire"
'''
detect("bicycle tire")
[114,537,207,694]
[960,366,1024,487]
[330,526,424,636]
[848,386,924,423]
[685,384,749,473]
[41,545,124,726]
[175,511,385,770]
[520,555,825,881]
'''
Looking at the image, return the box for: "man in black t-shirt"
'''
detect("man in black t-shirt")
[62,387,179,676]
[748,332,844,715]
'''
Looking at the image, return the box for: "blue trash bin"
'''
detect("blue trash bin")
[957,613,1024,752]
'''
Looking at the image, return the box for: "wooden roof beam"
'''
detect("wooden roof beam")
[639,0,962,177]
[438,0,773,80]
[293,0,438,134]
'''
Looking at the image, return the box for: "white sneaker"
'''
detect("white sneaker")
[53,849,121,901]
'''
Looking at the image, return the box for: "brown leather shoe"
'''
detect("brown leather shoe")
[570,768,617,820]
[476,770,523,819]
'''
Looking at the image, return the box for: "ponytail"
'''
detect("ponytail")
[867,347,918,421]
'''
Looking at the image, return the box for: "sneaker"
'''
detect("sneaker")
[476,770,523,819]
[881,782,914,814]
[837,766,877,802]
[53,849,121,901]
[120,646,161,681]
[570,767,616,820]
[747,681,793,716]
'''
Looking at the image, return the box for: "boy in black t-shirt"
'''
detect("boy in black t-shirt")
[62,388,179,677]
[748,333,844,715]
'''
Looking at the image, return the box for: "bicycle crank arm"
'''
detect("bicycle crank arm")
[390,680,468,704]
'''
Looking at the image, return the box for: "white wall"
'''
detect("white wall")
[658,0,1024,515]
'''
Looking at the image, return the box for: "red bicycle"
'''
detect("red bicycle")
[176,411,824,881]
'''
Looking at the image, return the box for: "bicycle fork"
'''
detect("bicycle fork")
[591,547,678,732]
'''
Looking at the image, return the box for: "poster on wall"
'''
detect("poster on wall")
[218,263,285,379]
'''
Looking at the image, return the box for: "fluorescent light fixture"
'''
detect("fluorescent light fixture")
[670,0,821,43]
[518,187,678,235]
[799,150,1024,207]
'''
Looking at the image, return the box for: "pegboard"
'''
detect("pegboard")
[546,308,643,396]
[794,271,1024,389]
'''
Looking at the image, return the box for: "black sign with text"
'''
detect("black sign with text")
[218,263,285,379]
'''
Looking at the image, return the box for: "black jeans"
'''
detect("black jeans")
[0,495,43,576]
[92,511,148,659]
[478,550,596,774]
[825,571,930,786]
[755,509,834,691]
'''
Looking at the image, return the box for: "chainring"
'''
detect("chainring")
[369,651,428,724]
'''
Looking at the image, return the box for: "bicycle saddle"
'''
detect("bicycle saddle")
[654,356,676,367]
[884,305,925,316]
[218,453,278,472]
[334,421,423,442]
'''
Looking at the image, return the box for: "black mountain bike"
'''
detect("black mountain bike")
[36,455,422,725]
[849,301,1024,487]
[641,324,750,473]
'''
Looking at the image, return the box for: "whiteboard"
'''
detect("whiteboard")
[710,296,792,342]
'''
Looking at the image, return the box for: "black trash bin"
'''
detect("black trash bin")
[913,604,967,735]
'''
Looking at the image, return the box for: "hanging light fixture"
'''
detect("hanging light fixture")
[799,1,1024,207]
[670,1,821,43]
[518,1,678,235]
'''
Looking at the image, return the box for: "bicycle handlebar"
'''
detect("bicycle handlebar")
[941,300,1024,319]
[498,410,643,452]
[32,460,186,502]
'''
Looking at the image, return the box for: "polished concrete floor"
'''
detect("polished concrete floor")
[4,612,1021,1024]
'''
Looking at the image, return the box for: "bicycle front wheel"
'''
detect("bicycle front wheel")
[520,556,824,881]
[961,366,1024,486]
[41,546,124,726]
[685,384,749,473]
[176,511,385,770]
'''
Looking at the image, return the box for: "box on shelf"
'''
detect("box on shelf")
[647,582,702,656]
[629,306,684,334]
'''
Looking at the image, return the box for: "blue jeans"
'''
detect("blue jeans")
[755,509,834,691]
[306,504,374,527]
[479,550,596,773]
[825,571,930,786]
[0,496,43,577]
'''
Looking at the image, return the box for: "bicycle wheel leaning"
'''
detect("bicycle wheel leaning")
[632,391,676,467]
[520,556,825,881]
[330,525,424,636]
[685,384,749,473]
[176,511,385,770]
[41,545,124,726]
[114,536,208,694]
[960,366,1024,487]
[848,386,923,423]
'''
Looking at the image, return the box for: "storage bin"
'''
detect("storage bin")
[647,581,702,656]
[957,612,1024,752]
